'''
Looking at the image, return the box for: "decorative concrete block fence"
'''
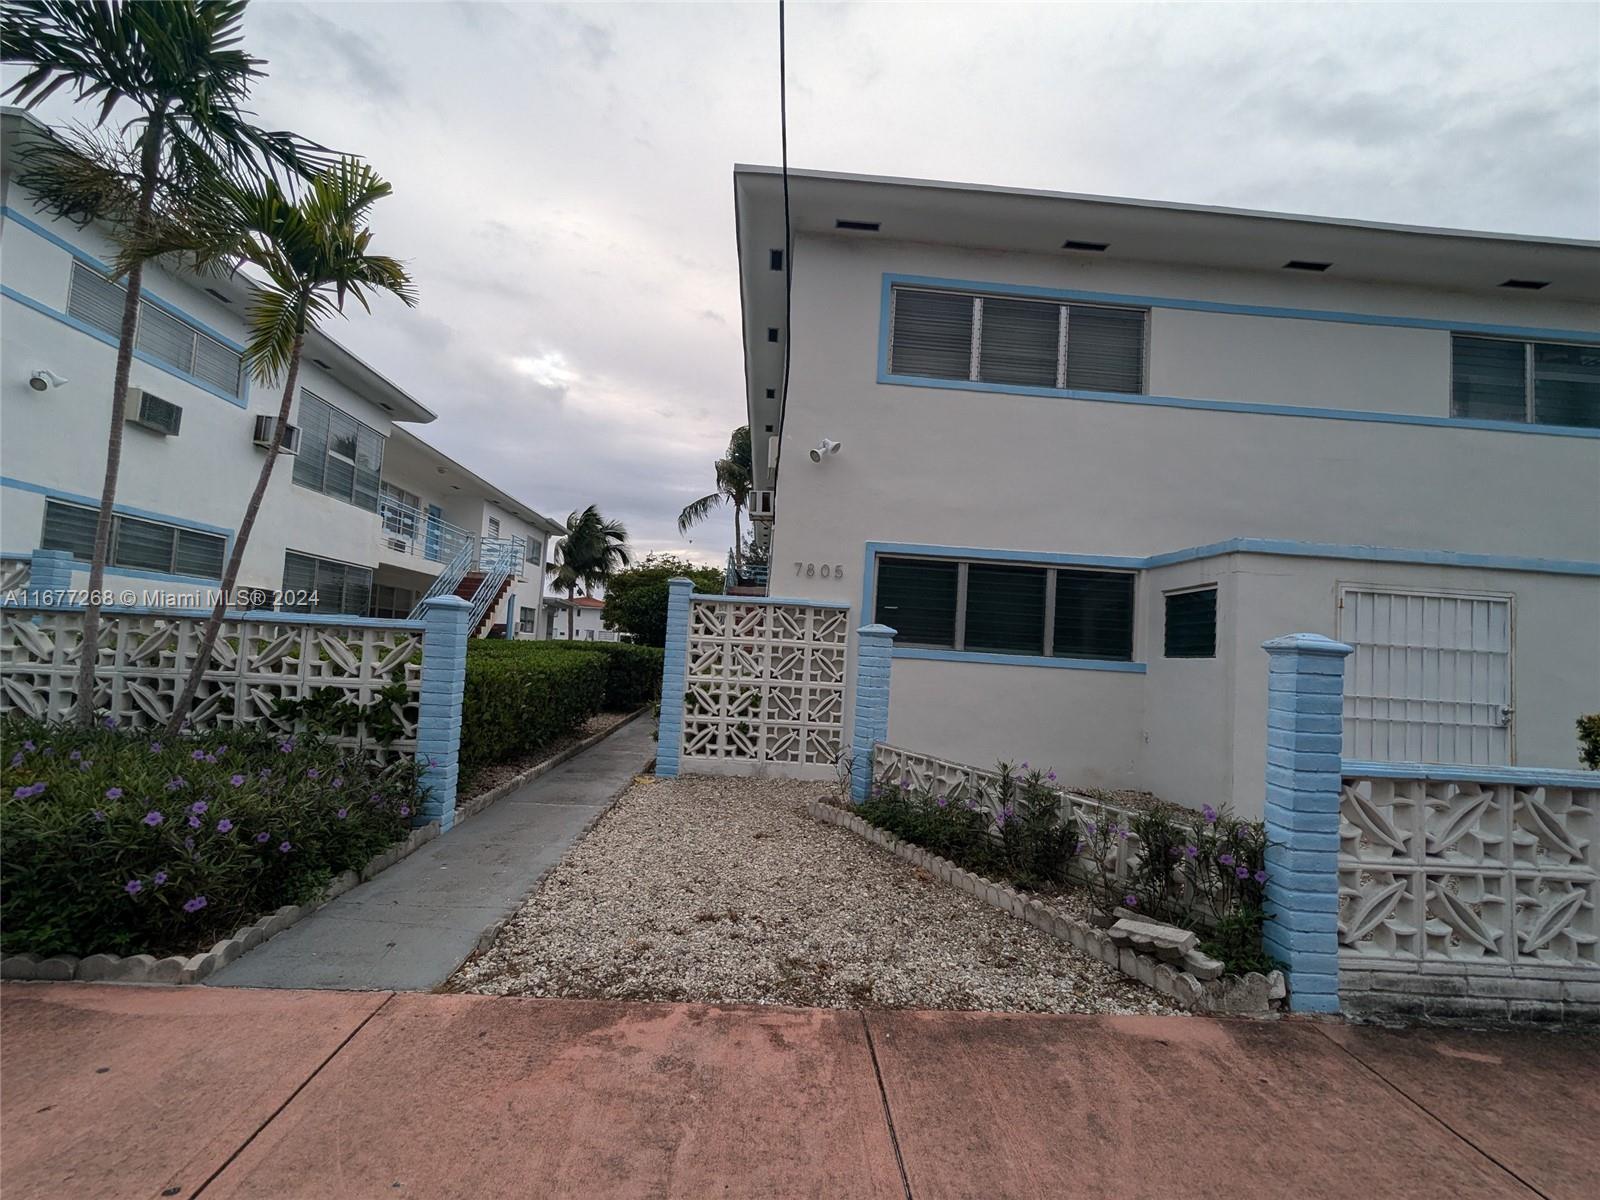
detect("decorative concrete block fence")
[0,548,471,828]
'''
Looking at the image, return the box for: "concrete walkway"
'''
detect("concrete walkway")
[3,984,1595,1200]
[207,718,655,992]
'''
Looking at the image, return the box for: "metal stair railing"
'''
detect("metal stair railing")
[466,536,526,633]
[410,538,477,618]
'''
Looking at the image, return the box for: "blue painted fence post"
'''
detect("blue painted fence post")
[416,595,471,831]
[1261,632,1353,1014]
[850,623,896,802]
[655,577,693,778]
[27,548,74,606]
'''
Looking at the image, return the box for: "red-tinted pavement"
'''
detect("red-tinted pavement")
[2,983,1594,1200]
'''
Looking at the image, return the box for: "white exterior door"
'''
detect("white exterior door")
[1337,586,1512,765]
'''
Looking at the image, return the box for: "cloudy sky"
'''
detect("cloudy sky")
[15,2,1600,566]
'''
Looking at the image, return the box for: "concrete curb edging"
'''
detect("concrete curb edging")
[805,799,1286,1017]
[453,706,651,825]
[0,821,443,987]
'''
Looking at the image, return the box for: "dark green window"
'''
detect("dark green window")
[41,499,225,579]
[1164,588,1217,659]
[965,563,1046,654]
[282,551,373,616]
[874,557,958,647]
[1054,570,1135,660]
[1452,335,1599,429]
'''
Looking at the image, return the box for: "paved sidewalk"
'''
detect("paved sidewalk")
[207,718,655,992]
[3,983,1595,1200]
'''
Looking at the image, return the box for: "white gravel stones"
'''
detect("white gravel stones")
[452,775,1181,1016]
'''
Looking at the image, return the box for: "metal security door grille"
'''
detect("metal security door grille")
[1337,587,1512,765]
[680,599,848,771]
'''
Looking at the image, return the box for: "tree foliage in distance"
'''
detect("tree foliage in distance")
[601,554,723,647]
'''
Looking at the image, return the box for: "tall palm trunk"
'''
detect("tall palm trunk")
[164,319,306,736]
[567,586,576,641]
[74,109,165,724]
[732,502,744,570]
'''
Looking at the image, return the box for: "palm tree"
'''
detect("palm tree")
[548,507,631,641]
[678,425,753,569]
[161,159,415,735]
[3,0,327,724]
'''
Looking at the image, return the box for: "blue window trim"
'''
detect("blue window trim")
[876,274,1600,440]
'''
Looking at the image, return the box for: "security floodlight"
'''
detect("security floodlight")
[808,438,841,463]
[29,370,67,392]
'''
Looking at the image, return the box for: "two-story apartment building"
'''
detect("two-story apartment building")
[734,165,1600,817]
[1,109,563,638]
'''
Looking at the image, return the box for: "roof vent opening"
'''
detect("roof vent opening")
[1061,240,1109,252]
[311,357,333,370]
[769,249,783,270]
[764,388,776,399]
[1284,261,1332,272]
[835,219,880,231]
[1499,279,1550,290]
[767,327,780,343]
[204,287,232,304]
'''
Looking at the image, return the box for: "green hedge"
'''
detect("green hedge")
[468,640,662,712]
[1,718,420,958]
[461,643,606,774]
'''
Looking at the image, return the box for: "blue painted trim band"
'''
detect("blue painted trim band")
[2,205,247,351]
[892,647,1146,673]
[2,285,249,409]
[1343,759,1600,789]
[882,271,1600,344]
[2,475,234,538]
[876,274,1600,440]
[0,600,423,630]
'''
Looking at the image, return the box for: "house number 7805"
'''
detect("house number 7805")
[794,562,845,579]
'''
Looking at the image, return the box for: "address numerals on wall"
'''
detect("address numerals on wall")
[794,562,845,580]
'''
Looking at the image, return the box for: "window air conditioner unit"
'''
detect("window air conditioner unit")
[252,414,300,454]
[387,537,408,552]
[750,489,775,521]
[127,388,183,436]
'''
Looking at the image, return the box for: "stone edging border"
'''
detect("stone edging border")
[0,820,443,986]
[805,798,1286,1017]
[0,709,656,988]
[453,706,651,824]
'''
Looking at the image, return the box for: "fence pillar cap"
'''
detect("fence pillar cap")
[857,623,897,638]
[667,577,694,590]
[419,595,471,612]
[1262,633,1352,656]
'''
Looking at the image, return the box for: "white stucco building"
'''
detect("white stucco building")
[543,593,622,642]
[1,109,563,638]
[734,166,1600,816]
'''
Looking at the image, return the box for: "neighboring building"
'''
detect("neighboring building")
[733,165,1600,816]
[544,594,622,642]
[1,109,563,638]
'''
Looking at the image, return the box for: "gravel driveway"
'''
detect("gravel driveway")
[450,775,1180,1015]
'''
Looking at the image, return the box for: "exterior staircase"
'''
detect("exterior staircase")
[409,535,526,635]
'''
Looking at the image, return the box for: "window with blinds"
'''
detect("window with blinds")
[282,551,373,615]
[292,391,385,511]
[888,285,1146,394]
[41,499,225,578]
[1451,335,1599,429]
[873,555,1136,661]
[66,262,243,397]
[1164,588,1217,659]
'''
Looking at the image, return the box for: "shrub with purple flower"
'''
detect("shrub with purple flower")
[2,714,422,959]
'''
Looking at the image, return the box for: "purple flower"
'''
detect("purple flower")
[331,777,343,789]
[101,716,118,729]
[183,836,194,851]
[278,841,292,853]
[278,739,295,753]
[1202,804,1218,824]
[398,805,411,818]
[1020,762,1029,770]
[105,787,123,800]
[935,795,948,808]
[165,777,186,792]
[192,749,208,761]
[1084,820,1097,836]
[12,782,46,799]
[8,752,21,767]
[336,808,348,820]
[1123,893,1138,908]
[149,741,162,753]
[187,815,201,829]
[78,760,94,772]
[124,879,143,896]
[216,819,234,834]
[22,739,35,752]
[229,774,245,787]
[190,800,209,815]
[143,810,163,827]
[306,768,320,780]
[901,775,911,788]
[1218,852,1235,867]
[152,870,168,886]
[1184,844,1198,859]
[69,749,82,762]
[182,896,208,913]
[1075,840,1086,854]
[255,831,271,844]
[1236,866,1250,879]
[91,809,106,822]
[995,810,1008,829]
[1046,770,1057,782]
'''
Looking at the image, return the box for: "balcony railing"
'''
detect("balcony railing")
[378,498,475,565]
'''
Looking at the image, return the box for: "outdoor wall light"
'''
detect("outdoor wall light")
[29,370,68,392]
[808,438,841,463]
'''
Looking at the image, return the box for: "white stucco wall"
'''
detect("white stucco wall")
[763,232,1599,813]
